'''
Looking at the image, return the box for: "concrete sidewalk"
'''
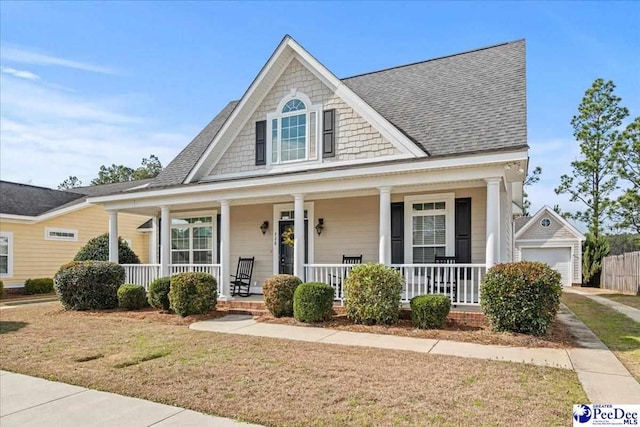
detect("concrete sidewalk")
[190,310,640,404]
[0,371,262,427]
[564,287,640,323]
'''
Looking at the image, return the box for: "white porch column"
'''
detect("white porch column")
[160,206,171,277]
[485,178,501,268]
[108,210,119,263]
[220,200,231,299]
[149,216,158,264]
[293,194,305,278]
[378,187,392,265]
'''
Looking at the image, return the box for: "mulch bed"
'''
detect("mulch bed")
[48,303,577,349]
[257,312,578,349]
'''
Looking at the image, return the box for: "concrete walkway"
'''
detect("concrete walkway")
[564,287,640,323]
[191,310,640,404]
[0,371,263,427]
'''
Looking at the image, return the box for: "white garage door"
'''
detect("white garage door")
[521,247,572,286]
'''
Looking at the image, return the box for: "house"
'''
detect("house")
[515,206,586,286]
[88,36,528,306]
[0,180,152,288]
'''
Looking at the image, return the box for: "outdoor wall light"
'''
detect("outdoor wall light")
[260,220,269,235]
[315,218,325,235]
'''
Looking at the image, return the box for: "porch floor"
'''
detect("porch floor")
[220,294,481,312]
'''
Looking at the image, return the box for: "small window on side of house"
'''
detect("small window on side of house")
[45,227,78,241]
[540,218,551,228]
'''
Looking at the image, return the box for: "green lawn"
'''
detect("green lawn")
[600,293,640,310]
[563,293,640,381]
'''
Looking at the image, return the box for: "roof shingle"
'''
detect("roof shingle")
[150,40,527,187]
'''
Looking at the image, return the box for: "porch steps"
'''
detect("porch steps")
[217,300,267,316]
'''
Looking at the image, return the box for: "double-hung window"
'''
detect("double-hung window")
[171,217,213,264]
[404,194,455,263]
[0,232,13,278]
[267,93,321,165]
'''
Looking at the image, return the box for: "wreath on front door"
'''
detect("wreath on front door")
[282,226,295,247]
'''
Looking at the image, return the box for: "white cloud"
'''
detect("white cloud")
[0,66,40,80]
[1,44,117,75]
[0,72,193,189]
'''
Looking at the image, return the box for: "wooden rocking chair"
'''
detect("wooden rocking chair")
[231,257,254,297]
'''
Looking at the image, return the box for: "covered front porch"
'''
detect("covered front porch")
[96,159,520,308]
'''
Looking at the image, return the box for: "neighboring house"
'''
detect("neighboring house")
[514,206,586,286]
[0,180,153,288]
[89,36,529,306]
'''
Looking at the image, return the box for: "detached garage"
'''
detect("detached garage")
[514,206,586,286]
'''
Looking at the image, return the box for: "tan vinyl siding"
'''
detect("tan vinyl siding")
[519,216,577,240]
[229,204,273,288]
[0,205,149,286]
[211,58,399,175]
[314,196,379,264]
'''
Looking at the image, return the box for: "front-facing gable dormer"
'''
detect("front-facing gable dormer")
[209,58,404,176]
[186,36,425,183]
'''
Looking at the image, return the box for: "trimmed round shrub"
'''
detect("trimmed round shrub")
[410,294,451,329]
[148,277,171,311]
[168,272,217,317]
[480,261,562,336]
[293,282,334,322]
[54,261,125,310]
[24,278,55,295]
[117,284,148,310]
[344,263,403,325]
[263,274,302,317]
[74,233,140,264]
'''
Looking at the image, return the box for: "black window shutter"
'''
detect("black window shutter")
[255,120,266,165]
[322,109,335,158]
[455,198,472,263]
[391,202,404,264]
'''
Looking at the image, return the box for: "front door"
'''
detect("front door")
[278,220,309,275]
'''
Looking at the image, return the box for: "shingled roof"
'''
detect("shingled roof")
[151,39,526,188]
[0,179,153,217]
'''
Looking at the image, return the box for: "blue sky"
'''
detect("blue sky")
[1,1,638,225]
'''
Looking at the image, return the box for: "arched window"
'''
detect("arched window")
[282,99,306,113]
[268,93,320,164]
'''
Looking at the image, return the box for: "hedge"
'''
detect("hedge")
[480,261,562,336]
[410,294,451,329]
[54,261,125,310]
[117,284,148,310]
[24,278,55,295]
[148,277,171,311]
[293,282,334,322]
[263,274,302,317]
[74,233,140,264]
[344,263,403,325]
[168,272,217,317]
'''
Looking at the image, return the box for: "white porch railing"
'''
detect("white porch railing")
[122,264,161,291]
[304,263,360,301]
[304,263,486,306]
[122,264,222,295]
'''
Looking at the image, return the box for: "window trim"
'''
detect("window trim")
[44,227,78,242]
[170,213,216,265]
[266,91,322,167]
[0,231,13,278]
[403,193,455,264]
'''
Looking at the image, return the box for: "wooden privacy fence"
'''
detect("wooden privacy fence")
[600,251,640,294]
